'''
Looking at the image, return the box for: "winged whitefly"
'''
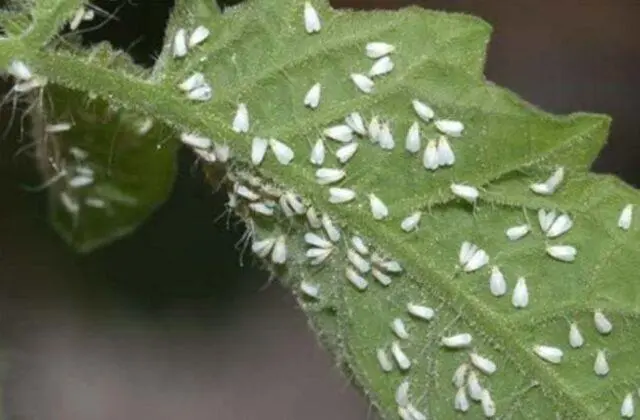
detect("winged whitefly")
[546,245,577,262]
[7,60,33,81]
[436,135,455,166]
[306,207,322,229]
[45,122,72,133]
[368,193,389,220]
[618,204,633,230]
[299,280,319,299]
[401,211,422,232]
[450,183,479,203]
[506,224,530,241]
[441,333,472,348]
[347,249,371,273]
[512,277,529,308]
[378,122,395,150]
[309,139,325,165]
[323,125,354,143]
[534,345,563,364]
[306,247,332,265]
[423,139,439,170]
[391,318,409,339]
[407,303,434,321]
[435,119,464,137]
[252,237,276,258]
[405,121,421,153]
[368,116,381,143]
[345,112,367,135]
[372,268,392,286]
[248,202,274,216]
[365,42,395,59]
[303,83,321,108]
[481,389,496,418]
[466,370,483,401]
[328,187,356,204]
[304,232,333,249]
[395,380,410,407]
[187,84,212,101]
[268,139,294,165]
[391,343,411,371]
[452,363,469,388]
[351,236,369,255]
[303,2,321,33]
[538,209,556,232]
[569,322,585,348]
[188,25,210,47]
[321,213,340,242]
[315,168,346,185]
[345,267,368,290]
[621,393,634,418]
[180,132,211,149]
[173,28,188,57]
[546,213,573,238]
[412,99,434,122]
[376,348,393,372]
[335,142,359,163]
[470,353,497,375]
[594,310,613,334]
[350,73,374,93]
[489,266,507,296]
[235,184,259,201]
[232,103,249,133]
[593,350,609,376]
[454,386,469,412]
[368,56,394,77]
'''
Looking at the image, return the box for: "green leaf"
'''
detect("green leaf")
[3,0,638,418]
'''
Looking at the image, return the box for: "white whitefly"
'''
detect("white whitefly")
[594,350,609,376]
[235,184,259,201]
[481,389,496,418]
[391,342,411,371]
[136,117,154,135]
[283,192,305,214]
[350,73,374,93]
[489,266,507,297]
[347,248,370,273]
[512,277,529,308]
[568,322,584,348]
[188,25,210,47]
[70,7,85,30]
[594,310,613,335]
[506,224,530,241]
[368,193,389,220]
[378,122,394,150]
[538,209,556,232]
[249,202,274,216]
[405,121,421,153]
[303,2,321,33]
[621,393,634,418]
[68,175,93,188]
[178,72,206,91]
[546,213,573,238]
[232,103,249,133]
[304,232,333,249]
[271,235,287,264]
[395,380,410,407]
[329,187,356,204]
[345,267,368,291]
[436,135,455,166]
[252,237,276,257]
[459,242,478,266]
[368,116,381,143]
[373,256,403,273]
[315,168,346,185]
[618,204,633,230]
[467,370,483,401]
[422,139,439,170]
[454,387,469,412]
[306,207,322,229]
[546,245,577,262]
[214,143,230,162]
[452,363,469,388]
[391,318,409,339]
[407,405,426,420]
[351,236,369,255]
[463,248,489,273]
[411,99,434,122]
[180,132,212,149]
[324,125,354,143]
[344,112,367,135]
[309,139,325,166]
[306,247,332,265]
[369,56,394,77]
[534,345,563,364]
[435,119,464,137]
[321,213,340,242]
[530,182,553,195]
[450,183,479,203]
[372,268,392,286]
[173,28,188,57]
[400,211,421,232]
[407,303,434,321]
[546,166,565,191]
[441,333,472,349]
[251,137,268,165]
[336,142,359,163]
[187,84,212,101]
[45,122,72,133]
[269,138,294,165]
[300,280,319,299]
[376,348,393,372]
[365,42,395,59]
[470,353,497,375]
[303,83,321,108]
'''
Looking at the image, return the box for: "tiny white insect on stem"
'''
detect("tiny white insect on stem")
[300,280,319,299]
[369,193,389,220]
[435,120,464,137]
[505,224,530,241]
[188,25,210,48]
[214,143,230,162]
[407,303,434,321]
[350,73,374,93]
[368,56,394,77]
[68,175,94,188]
[533,345,563,364]
[618,204,633,230]
[269,138,295,165]
[7,60,32,81]
[252,237,276,257]
[249,202,274,216]
[271,235,287,264]
[391,318,409,339]
[450,183,479,203]
[489,266,507,297]
[328,187,356,204]
[405,122,421,154]
[546,245,577,262]
[594,310,613,335]
[304,83,321,109]
[365,42,395,59]
[69,7,85,31]
[335,142,359,164]
[401,211,422,232]
[391,343,411,371]
[251,137,268,165]
[232,103,249,133]
[568,322,584,348]
[441,333,472,349]
[303,2,321,33]
[411,99,434,122]
[511,277,529,308]
[593,349,609,376]
[180,132,212,149]
[315,168,346,185]
[173,28,188,58]
[136,117,154,135]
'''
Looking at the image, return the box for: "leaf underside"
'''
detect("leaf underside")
[3,0,640,419]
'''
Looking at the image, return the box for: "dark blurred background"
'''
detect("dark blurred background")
[0,1,638,419]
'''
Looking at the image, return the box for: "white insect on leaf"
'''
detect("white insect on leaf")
[411,99,434,122]
[328,187,356,204]
[441,333,472,349]
[505,224,530,241]
[391,343,411,371]
[391,318,409,339]
[480,389,496,418]
[69,7,85,31]
[68,175,93,188]
[371,254,403,273]
[7,60,33,81]
[546,213,573,238]
[372,268,392,286]
[213,143,230,162]
[306,207,322,229]
[335,142,359,164]
[407,303,434,321]
[180,132,212,149]
[405,121,421,154]
[173,28,188,58]
[621,393,634,418]
[594,310,613,335]
[452,363,469,388]
[306,247,332,265]
[300,280,319,299]
[351,236,369,255]
[378,122,395,150]
[376,348,393,372]
[303,82,321,109]
[470,353,497,375]
[194,148,217,163]
[450,183,479,203]
[232,103,249,133]
[249,202,274,216]
[436,135,455,166]
[466,370,483,401]
[401,211,422,232]
[45,122,72,133]
[395,380,410,407]
[303,2,321,33]
[304,232,333,249]
[534,345,563,364]
[345,112,367,135]
[136,117,154,135]
[422,139,439,170]
[368,116,381,143]
[187,84,212,101]
[251,137,268,165]
[489,266,507,297]
[458,242,489,273]
[321,213,340,242]
[271,235,287,264]
[593,350,609,376]
[368,56,394,77]
[546,245,577,262]
[188,25,210,48]
[368,193,389,220]
[323,124,354,143]
[347,249,371,273]
[345,267,368,290]
[568,322,584,348]
[365,42,395,59]
[350,73,374,93]
[309,139,325,166]
[454,386,469,412]
[252,237,276,257]
[268,138,294,165]
[315,167,346,185]
[178,72,206,91]
[511,277,529,308]
[531,166,565,195]
[435,119,464,137]
[618,204,633,230]
[459,241,478,266]
[283,192,305,214]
